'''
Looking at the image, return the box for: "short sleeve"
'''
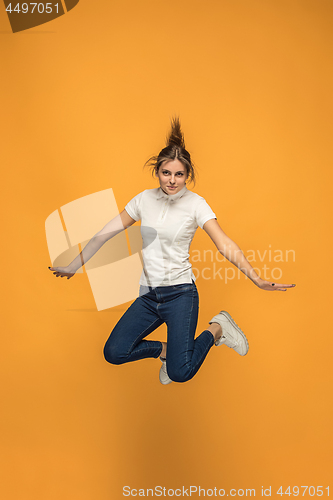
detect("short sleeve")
[124,191,143,221]
[195,197,217,229]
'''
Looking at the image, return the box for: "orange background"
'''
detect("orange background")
[1,0,332,498]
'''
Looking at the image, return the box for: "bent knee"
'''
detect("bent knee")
[167,366,194,383]
[103,343,127,365]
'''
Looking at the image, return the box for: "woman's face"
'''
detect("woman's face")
[155,159,188,195]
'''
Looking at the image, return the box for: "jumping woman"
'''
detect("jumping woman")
[49,117,296,384]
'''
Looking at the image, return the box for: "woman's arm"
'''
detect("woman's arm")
[203,219,295,291]
[49,210,136,278]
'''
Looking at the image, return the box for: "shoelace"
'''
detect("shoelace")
[223,316,243,347]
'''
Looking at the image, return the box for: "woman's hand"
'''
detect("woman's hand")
[254,278,296,291]
[48,266,75,280]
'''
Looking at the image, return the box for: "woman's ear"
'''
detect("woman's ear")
[154,167,159,177]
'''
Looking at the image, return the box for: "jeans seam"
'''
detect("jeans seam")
[184,289,195,368]
[127,318,163,357]
[130,343,162,357]
[190,332,215,378]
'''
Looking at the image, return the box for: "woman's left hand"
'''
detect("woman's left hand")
[255,278,296,291]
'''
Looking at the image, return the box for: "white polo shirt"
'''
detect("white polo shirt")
[125,185,217,287]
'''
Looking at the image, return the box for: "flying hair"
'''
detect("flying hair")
[143,116,197,186]
[166,116,186,149]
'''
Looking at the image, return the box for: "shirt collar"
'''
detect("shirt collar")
[156,185,188,201]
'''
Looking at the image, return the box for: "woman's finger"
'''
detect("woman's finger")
[271,283,296,288]
[48,266,74,279]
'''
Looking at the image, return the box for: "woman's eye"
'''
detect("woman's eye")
[161,171,184,176]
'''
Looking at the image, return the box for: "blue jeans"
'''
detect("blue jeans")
[103,281,215,383]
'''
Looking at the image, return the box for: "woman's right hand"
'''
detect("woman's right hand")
[48,266,75,279]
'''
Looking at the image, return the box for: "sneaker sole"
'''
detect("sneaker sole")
[159,358,172,385]
[159,372,172,385]
[216,311,249,355]
[159,377,172,385]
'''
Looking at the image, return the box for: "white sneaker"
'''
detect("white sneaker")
[159,357,172,385]
[209,311,249,356]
